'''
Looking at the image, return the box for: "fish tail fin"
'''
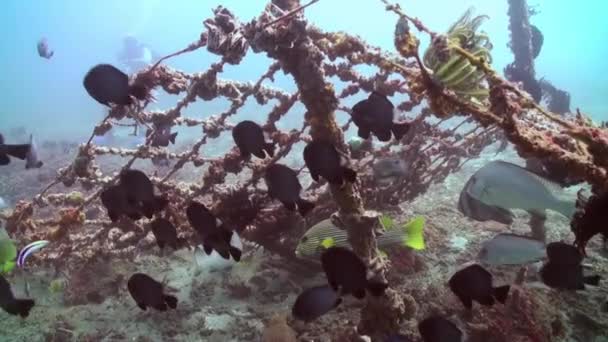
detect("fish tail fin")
[401,216,426,250]
[583,275,601,286]
[264,142,276,158]
[169,132,178,145]
[555,199,576,219]
[341,167,357,183]
[229,246,242,262]
[366,280,389,297]
[391,122,410,140]
[296,198,315,217]
[8,299,35,318]
[6,144,31,160]
[164,295,178,309]
[493,285,510,304]
[48,51,54,58]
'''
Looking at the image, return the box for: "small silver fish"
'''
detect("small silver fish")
[0,197,6,210]
[25,135,43,169]
[478,233,546,265]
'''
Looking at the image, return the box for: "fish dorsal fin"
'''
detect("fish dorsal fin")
[494,161,565,194]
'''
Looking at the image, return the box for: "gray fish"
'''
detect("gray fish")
[37,38,54,59]
[458,180,514,225]
[478,233,546,265]
[25,135,43,169]
[372,157,408,183]
[464,161,575,219]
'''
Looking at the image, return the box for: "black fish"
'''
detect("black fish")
[119,169,167,218]
[540,263,600,290]
[448,264,510,310]
[0,275,35,318]
[418,315,463,342]
[100,184,142,222]
[127,273,177,311]
[264,163,315,217]
[303,140,357,186]
[146,124,178,147]
[186,201,242,261]
[540,241,600,290]
[546,242,583,266]
[351,91,410,142]
[232,120,275,159]
[150,218,181,250]
[83,64,145,106]
[321,246,388,299]
[37,38,54,59]
[0,133,31,166]
[457,175,514,225]
[292,284,341,322]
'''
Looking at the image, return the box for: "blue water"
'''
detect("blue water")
[0,0,606,141]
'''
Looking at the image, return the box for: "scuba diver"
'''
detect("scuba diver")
[117,35,161,73]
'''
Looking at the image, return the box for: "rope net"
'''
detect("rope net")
[1,0,607,337]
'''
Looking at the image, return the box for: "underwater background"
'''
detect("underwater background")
[0,0,607,341]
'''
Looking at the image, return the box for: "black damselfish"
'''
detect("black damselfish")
[418,315,463,342]
[127,273,177,311]
[120,169,168,218]
[303,140,357,186]
[264,163,315,217]
[99,169,167,222]
[351,91,410,142]
[0,275,35,318]
[186,201,242,261]
[83,64,147,107]
[540,242,601,290]
[448,264,510,310]
[292,284,341,322]
[232,120,275,159]
[150,218,182,250]
[146,124,178,147]
[321,246,388,299]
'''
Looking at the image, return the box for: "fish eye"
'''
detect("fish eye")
[300,236,308,243]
